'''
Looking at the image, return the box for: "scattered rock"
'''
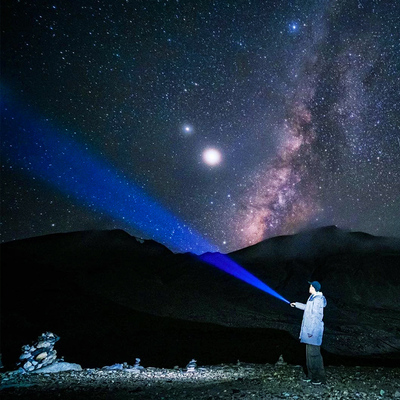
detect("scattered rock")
[1,363,399,399]
[103,363,123,370]
[31,361,82,374]
[102,360,146,373]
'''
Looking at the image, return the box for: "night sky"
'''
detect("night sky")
[1,0,400,254]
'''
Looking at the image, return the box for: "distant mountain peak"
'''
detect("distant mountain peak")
[297,225,343,235]
[229,225,400,261]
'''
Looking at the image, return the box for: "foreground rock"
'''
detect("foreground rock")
[1,362,399,399]
[18,332,60,372]
[15,332,82,374]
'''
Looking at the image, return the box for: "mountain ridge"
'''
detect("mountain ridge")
[1,226,399,370]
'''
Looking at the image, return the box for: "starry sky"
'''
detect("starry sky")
[1,0,400,254]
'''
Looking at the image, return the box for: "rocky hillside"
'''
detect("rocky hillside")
[1,227,399,370]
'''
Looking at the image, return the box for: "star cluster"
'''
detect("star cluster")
[1,0,399,253]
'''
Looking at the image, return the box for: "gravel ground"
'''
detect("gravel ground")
[1,363,400,399]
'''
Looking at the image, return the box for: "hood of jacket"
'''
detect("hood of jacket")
[310,291,327,307]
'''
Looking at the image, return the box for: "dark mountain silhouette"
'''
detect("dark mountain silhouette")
[230,225,399,262]
[1,227,400,371]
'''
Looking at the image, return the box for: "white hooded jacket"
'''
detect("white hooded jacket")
[294,292,327,346]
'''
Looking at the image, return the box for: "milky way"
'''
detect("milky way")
[1,0,399,253]
[235,0,329,249]
[233,0,400,250]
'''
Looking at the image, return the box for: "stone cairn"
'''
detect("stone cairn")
[186,359,197,372]
[18,332,60,372]
[275,354,287,367]
[133,358,144,370]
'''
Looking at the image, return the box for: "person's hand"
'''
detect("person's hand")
[290,303,296,307]
[308,333,313,338]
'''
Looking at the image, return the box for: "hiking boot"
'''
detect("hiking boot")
[311,379,322,385]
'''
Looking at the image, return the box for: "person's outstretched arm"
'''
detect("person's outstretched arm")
[290,302,306,310]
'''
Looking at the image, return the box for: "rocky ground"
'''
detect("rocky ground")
[1,362,400,399]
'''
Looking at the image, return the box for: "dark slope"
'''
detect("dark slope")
[230,225,399,262]
[1,227,400,370]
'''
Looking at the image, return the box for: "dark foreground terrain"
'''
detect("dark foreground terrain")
[2,227,400,370]
[1,362,400,400]
[2,227,399,399]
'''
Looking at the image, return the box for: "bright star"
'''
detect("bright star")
[203,148,222,166]
[289,22,299,33]
[182,125,193,134]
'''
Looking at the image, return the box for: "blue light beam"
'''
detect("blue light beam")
[1,98,217,254]
[200,252,290,303]
[1,93,290,303]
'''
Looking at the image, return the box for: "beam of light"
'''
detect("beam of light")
[1,92,289,303]
[200,252,290,303]
[1,97,216,255]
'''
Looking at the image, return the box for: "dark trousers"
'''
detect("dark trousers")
[306,344,326,382]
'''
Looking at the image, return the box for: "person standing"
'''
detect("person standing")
[290,281,327,385]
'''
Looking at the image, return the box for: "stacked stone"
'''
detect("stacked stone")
[186,359,197,372]
[102,359,145,372]
[133,358,145,371]
[18,332,60,372]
